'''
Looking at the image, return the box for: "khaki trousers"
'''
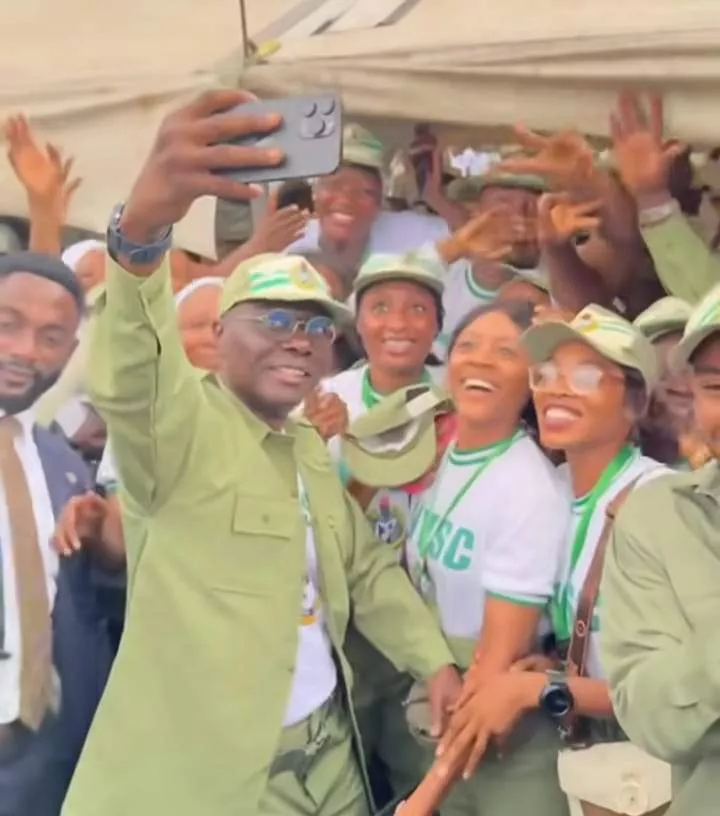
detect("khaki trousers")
[259,694,370,816]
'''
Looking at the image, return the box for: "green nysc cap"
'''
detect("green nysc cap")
[521,304,659,390]
[353,252,446,299]
[633,296,693,343]
[341,383,452,488]
[671,281,720,369]
[447,172,548,203]
[343,124,385,171]
[219,253,353,327]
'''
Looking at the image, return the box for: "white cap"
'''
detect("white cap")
[61,239,104,272]
[174,276,224,308]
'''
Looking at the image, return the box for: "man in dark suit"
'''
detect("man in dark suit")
[0,252,112,816]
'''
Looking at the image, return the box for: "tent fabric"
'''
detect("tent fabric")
[1,0,719,255]
[237,0,720,146]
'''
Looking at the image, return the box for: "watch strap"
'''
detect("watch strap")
[106,202,173,266]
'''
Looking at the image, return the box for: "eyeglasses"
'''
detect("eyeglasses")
[529,361,623,395]
[237,308,337,343]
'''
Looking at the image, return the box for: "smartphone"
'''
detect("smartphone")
[214,94,342,187]
[276,179,315,213]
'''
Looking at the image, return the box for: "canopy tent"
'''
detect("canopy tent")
[1,0,719,256]
[235,0,720,148]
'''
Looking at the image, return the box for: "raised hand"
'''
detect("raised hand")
[537,192,602,245]
[440,207,535,265]
[4,115,81,213]
[247,190,310,253]
[494,125,598,191]
[610,91,685,200]
[120,90,284,244]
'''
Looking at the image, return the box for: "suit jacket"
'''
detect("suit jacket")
[0,425,112,816]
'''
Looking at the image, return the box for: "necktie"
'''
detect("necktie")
[0,417,52,730]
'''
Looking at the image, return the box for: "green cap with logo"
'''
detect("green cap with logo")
[341,383,452,488]
[353,252,446,299]
[634,296,693,343]
[521,303,659,389]
[343,124,385,171]
[671,282,720,369]
[447,172,547,203]
[219,253,353,326]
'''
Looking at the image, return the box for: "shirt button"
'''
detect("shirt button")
[262,514,270,524]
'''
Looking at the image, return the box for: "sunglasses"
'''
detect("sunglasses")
[529,361,624,395]
[237,308,336,343]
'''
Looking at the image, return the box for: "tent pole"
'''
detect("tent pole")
[238,0,251,59]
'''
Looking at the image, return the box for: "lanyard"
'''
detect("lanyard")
[415,431,523,582]
[553,445,638,641]
[361,366,431,410]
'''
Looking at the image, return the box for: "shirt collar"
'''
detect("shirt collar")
[673,459,720,504]
[695,459,720,502]
[0,407,35,438]
[207,374,296,444]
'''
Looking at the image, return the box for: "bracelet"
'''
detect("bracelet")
[638,199,679,228]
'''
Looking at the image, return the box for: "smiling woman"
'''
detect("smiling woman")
[308,252,448,803]
[403,298,570,816]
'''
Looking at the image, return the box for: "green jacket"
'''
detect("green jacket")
[600,462,720,815]
[63,257,453,816]
[642,213,720,303]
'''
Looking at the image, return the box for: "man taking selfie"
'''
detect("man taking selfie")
[60,90,460,816]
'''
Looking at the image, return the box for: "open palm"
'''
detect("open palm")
[4,115,81,209]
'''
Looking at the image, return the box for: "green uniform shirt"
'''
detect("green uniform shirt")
[63,256,453,816]
[642,213,720,304]
[600,462,720,814]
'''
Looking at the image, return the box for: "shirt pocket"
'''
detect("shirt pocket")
[205,493,301,596]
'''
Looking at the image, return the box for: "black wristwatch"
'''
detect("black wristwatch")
[539,669,574,720]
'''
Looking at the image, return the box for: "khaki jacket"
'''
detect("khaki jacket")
[62,257,452,816]
[642,213,720,303]
[600,462,720,815]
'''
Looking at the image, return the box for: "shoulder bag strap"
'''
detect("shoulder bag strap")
[566,476,641,679]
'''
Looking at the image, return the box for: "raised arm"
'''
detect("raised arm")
[611,91,720,302]
[87,90,284,510]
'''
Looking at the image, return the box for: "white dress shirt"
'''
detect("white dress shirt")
[0,409,58,724]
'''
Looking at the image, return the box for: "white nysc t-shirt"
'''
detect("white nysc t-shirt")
[554,453,670,679]
[406,431,569,645]
[283,476,338,726]
[286,210,450,256]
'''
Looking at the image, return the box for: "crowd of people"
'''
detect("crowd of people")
[0,85,718,816]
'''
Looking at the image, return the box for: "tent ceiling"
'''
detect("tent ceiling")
[0,0,718,256]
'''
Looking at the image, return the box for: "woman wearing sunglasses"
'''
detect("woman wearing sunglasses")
[434,305,672,816]
[403,299,570,816]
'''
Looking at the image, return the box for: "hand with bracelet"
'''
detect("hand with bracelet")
[610,90,685,223]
